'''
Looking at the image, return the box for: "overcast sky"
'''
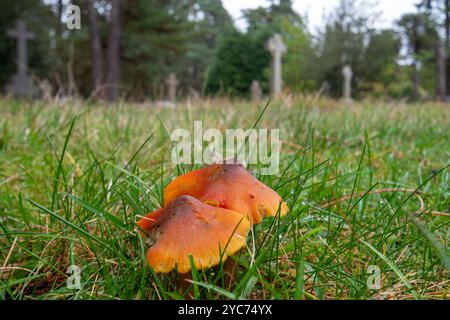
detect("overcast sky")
[223,0,417,32]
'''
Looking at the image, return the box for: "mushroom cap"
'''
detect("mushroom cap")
[137,207,164,233]
[139,195,250,274]
[164,163,289,224]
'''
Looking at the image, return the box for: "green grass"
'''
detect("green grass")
[0,97,449,300]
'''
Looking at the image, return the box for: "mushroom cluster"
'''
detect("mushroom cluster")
[137,163,288,282]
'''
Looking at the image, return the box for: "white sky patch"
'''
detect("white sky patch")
[223,0,417,32]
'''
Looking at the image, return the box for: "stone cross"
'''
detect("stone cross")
[165,73,179,102]
[342,65,353,102]
[7,20,34,76]
[250,80,262,102]
[267,33,286,96]
[6,20,38,97]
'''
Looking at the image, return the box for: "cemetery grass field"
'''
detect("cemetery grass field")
[0,97,449,300]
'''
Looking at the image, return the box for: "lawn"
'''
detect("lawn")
[0,97,448,300]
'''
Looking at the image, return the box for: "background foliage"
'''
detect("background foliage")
[0,0,449,100]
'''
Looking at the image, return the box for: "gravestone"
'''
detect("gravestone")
[165,73,179,102]
[267,33,287,96]
[250,80,262,102]
[188,86,200,100]
[39,79,53,101]
[320,81,331,95]
[341,65,353,102]
[6,20,39,98]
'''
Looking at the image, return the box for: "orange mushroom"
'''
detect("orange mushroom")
[138,195,250,274]
[163,163,289,224]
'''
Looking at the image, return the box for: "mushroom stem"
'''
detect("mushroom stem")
[178,273,194,299]
[223,251,241,291]
[178,259,238,299]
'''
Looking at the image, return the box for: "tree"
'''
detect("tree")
[397,13,438,99]
[243,0,302,32]
[314,0,377,97]
[305,0,405,98]
[205,0,312,95]
[204,28,271,96]
[106,0,121,101]
[278,17,316,92]
[418,0,450,45]
[361,29,401,96]
[417,0,450,97]
[87,0,105,97]
[183,0,233,91]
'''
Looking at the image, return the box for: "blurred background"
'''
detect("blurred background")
[1,0,450,102]
[1,1,449,301]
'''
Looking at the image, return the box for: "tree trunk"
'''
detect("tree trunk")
[444,0,450,95]
[412,16,420,101]
[87,0,105,98]
[67,42,78,97]
[106,0,121,102]
[57,0,63,36]
[437,40,447,100]
[412,62,419,101]
[446,0,450,47]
